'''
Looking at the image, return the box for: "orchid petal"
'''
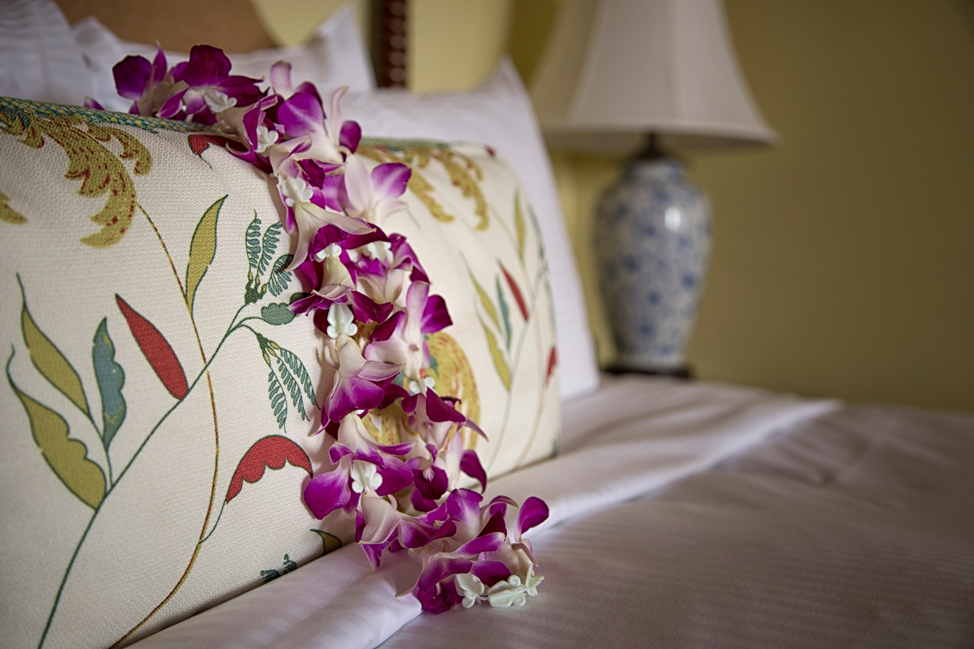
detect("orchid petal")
[278,91,325,138]
[470,561,513,588]
[358,495,402,544]
[458,532,506,557]
[417,555,472,593]
[375,456,413,496]
[304,457,352,519]
[150,44,168,84]
[421,294,452,334]
[371,163,411,201]
[158,88,189,119]
[113,55,151,100]
[324,86,347,144]
[415,579,464,615]
[516,497,550,538]
[413,463,449,502]
[460,450,487,492]
[341,154,373,217]
[182,45,232,86]
[360,541,388,570]
[269,60,294,96]
[478,509,507,538]
[345,291,394,324]
[327,375,383,424]
[446,488,484,529]
[357,360,403,383]
[425,390,466,424]
[340,120,362,152]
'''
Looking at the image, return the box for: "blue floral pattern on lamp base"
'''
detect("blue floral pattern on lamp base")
[594,158,711,371]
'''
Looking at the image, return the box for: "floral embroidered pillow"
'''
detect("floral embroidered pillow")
[0,98,559,649]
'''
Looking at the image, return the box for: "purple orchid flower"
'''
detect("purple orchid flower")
[320,335,402,425]
[339,155,412,226]
[274,86,361,165]
[157,45,263,125]
[112,44,173,116]
[276,172,374,271]
[304,454,354,519]
[364,281,451,386]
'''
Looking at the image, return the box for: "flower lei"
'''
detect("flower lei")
[87,44,548,614]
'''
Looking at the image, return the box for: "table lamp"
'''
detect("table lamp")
[530,0,776,374]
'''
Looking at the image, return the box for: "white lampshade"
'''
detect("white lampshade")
[530,0,776,151]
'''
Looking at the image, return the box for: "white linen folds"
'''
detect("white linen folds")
[127,376,974,647]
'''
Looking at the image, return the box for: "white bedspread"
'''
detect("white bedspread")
[130,377,974,648]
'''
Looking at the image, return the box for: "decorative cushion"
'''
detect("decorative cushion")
[0,98,559,649]
[73,4,375,114]
[342,58,600,399]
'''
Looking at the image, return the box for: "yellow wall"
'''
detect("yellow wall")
[533,0,974,413]
[255,0,974,413]
[682,0,974,412]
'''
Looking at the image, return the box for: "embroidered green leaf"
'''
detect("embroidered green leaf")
[496,276,512,349]
[282,554,298,573]
[470,273,500,332]
[310,529,342,556]
[267,370,287,430]
[260,303,295,326]
[267,254,293,297]
[255,331,279,367]
[7,354,105,509]
[19,276,90,417]
[480,320,511,391]
[92,318,126,448]
[185,195,225,315]
[259,222,282,277]
[514,189,526,261]
[280,348,316,403]
[276,356,308,421]
[245,212,261,271]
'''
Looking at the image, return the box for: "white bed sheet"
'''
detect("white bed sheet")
[133,376,974,649]
[383,401,974,648]
[129,376,836,649]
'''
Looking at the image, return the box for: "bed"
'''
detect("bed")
[1,2,972,648]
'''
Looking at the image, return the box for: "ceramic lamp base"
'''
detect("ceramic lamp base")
[594,156,711,372]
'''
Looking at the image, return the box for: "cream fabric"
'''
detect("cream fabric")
[0,99,558,649]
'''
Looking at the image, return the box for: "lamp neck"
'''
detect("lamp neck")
[634,133,675,162]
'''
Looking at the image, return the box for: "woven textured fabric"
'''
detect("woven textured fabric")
[0,98,559,649]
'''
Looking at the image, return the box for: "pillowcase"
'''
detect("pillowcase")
[342,59,600,399]
[73,3,375,113]
[0,0,94,105]
[0,97,559,649]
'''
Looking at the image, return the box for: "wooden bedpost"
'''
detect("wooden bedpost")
[371,0,408,88]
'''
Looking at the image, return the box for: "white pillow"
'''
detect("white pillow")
[73,3,375,113]
[0,0,94,105]
[342,59,600,399]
